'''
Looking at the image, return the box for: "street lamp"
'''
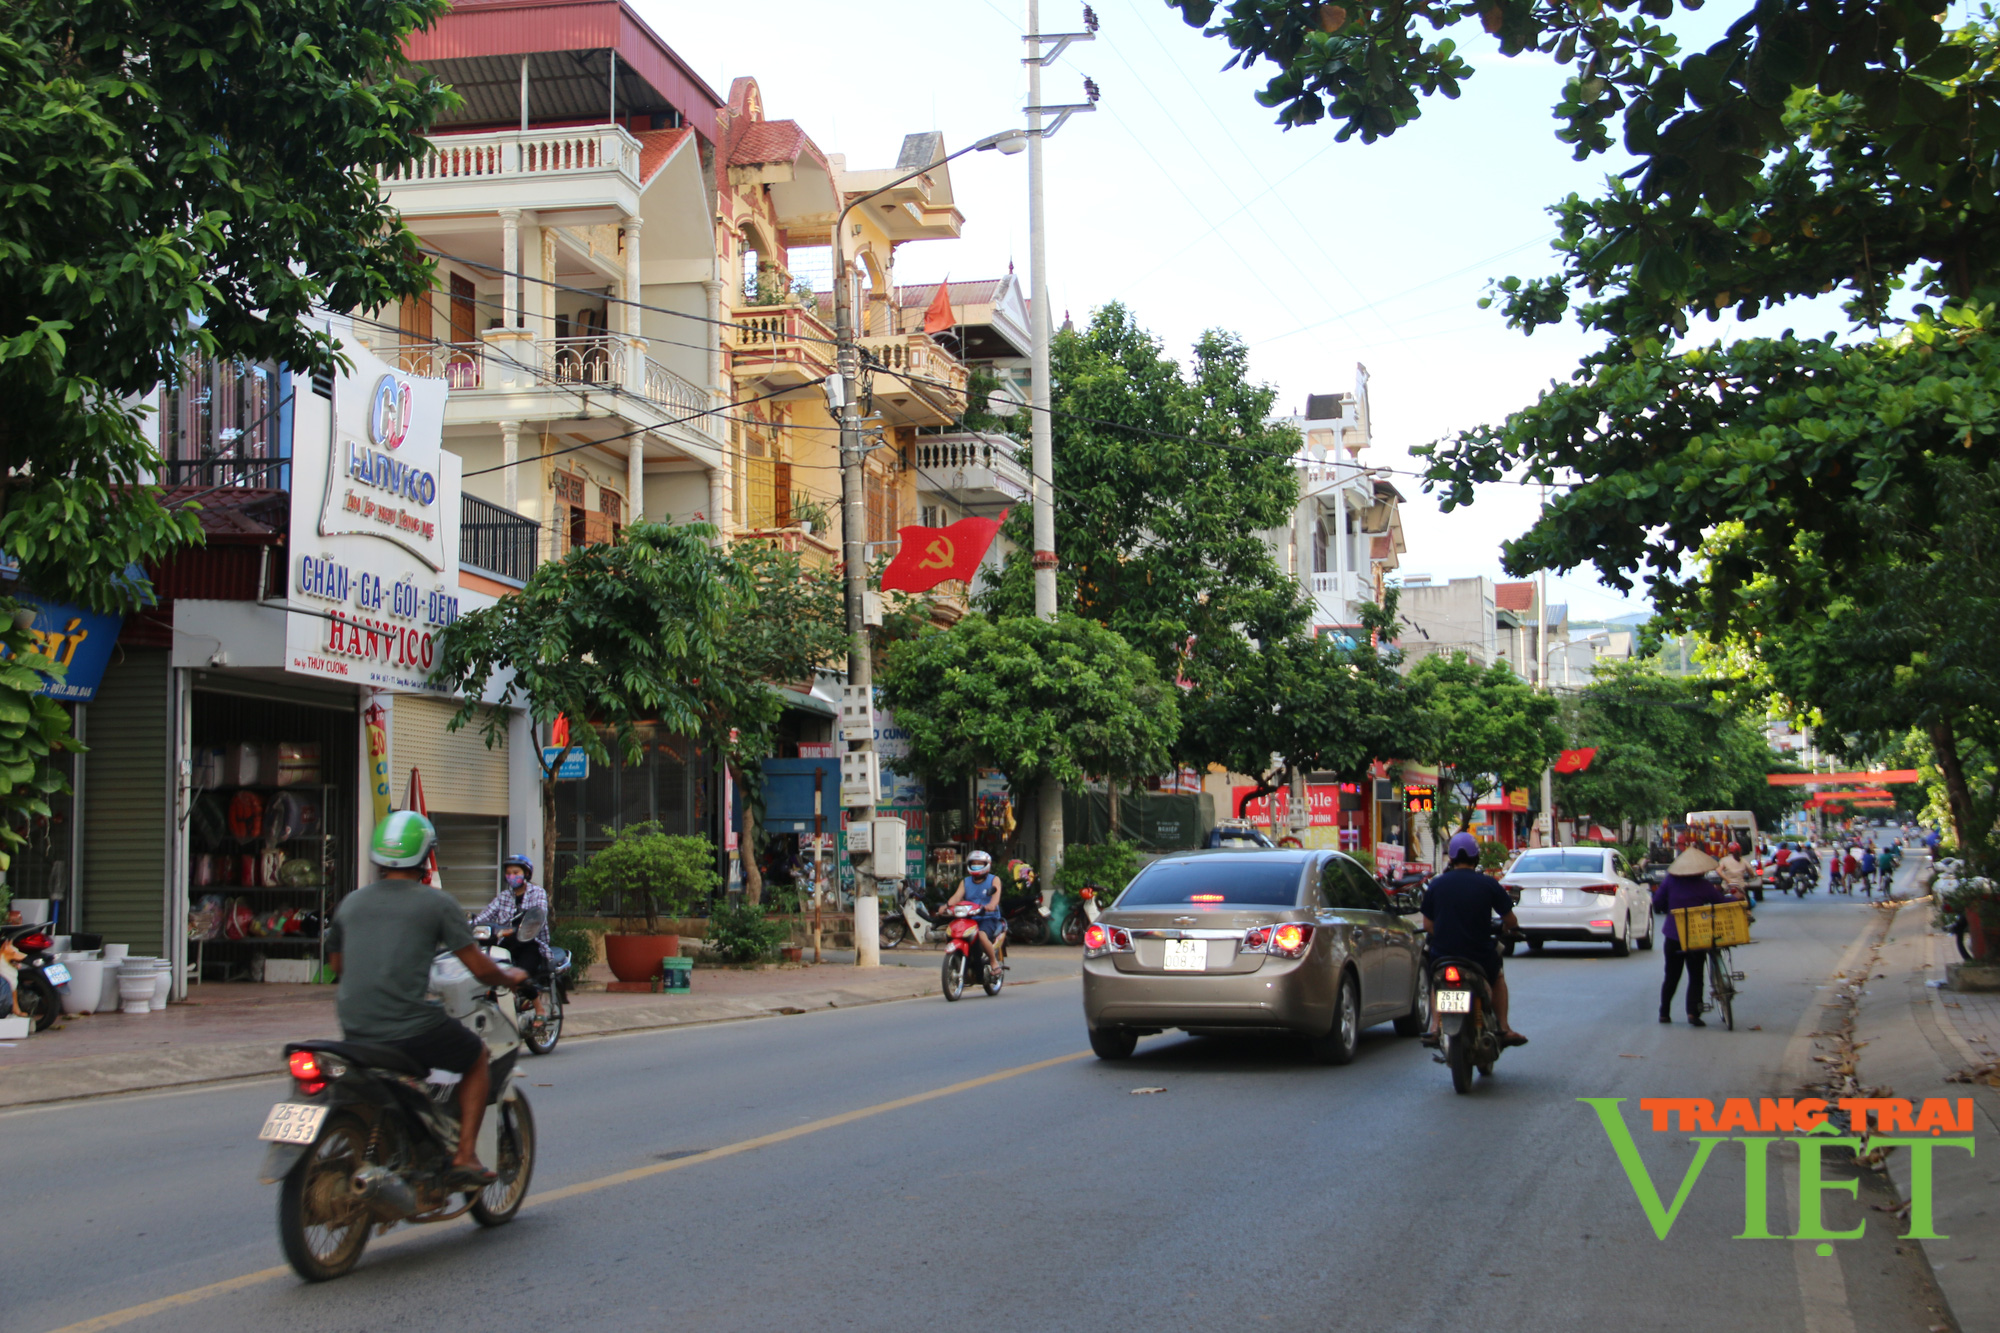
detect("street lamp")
[831,128,1024,967]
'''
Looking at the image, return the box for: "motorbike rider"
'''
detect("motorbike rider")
[944,850,1006,975]
[471,853,552,1017]
[1420,831,1529,1048]
[326,812,526,1188]
[1717,842,1750,898]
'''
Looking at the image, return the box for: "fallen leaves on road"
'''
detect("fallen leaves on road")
[1946,1062,2000,1088]
[1131,1086,1167,1095]
[1618,1053,1644,1059]
[1748,1025,1763,1031]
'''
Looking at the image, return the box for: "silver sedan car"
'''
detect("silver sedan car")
[1501,846,1655,955]
[1081,849,1428,1064]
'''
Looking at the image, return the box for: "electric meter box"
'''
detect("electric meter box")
[871,817,908,870]
[838,750,879,807]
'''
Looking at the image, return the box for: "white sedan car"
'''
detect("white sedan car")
[1499,846,1654,956]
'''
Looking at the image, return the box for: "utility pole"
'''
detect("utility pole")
[1024,0,1097,896]
[1537,484,1554,849]
[831,130,1026,965]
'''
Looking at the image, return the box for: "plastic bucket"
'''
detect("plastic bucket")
[149,961,172,1010]
[100,943,129,964]
[11,898,49,925]
[117,966,157,1015]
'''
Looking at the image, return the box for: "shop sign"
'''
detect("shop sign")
[4,597,124,702]
[1232,784,1362,827]
[1404,783,1436,812]
[542,747,588,780]
[286,336,461,694]
[872,710,925,810]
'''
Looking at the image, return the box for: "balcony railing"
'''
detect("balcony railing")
[371,339,723,442]
[385,127,642,190]
[726,302,838,387]
[860,332,968,425]
[383,342,484,389]
[157,454,290,489]
[642,355,713,425]
[461,494,539,586]
[910,431,1029,509]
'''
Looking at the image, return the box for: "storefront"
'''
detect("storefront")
[64,323,533,996]
[1231,780,1374,857]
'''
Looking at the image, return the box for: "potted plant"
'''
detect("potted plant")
[566,821,719,983]
[1938,876,2000,960]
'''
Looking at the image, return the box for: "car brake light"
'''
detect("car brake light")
[1190,894,1223,902]
[1242,926,1272,952]
[1589,919,1614,928]
[1580,883,1619,895]
[1107,927,1133,952]
[287,1050,327,1096]
[1083,924,1107,953]
[1442,964,1463,984]
[18,932,50,951]
[1269,922,1314,958]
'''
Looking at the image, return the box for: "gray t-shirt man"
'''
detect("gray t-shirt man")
[325,878,476,1040]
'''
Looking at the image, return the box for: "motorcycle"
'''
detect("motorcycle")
[473,924,570,1056]
[2,921,68,1032]
[878,884,945,950]
[1059,883,1106,947]
[1431,954,1506,1095]
[940,903,1003,1001]
[1774,860,1816,896]
[1002,884,1051,947]
[257,943,536,1281]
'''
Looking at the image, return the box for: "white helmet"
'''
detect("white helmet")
[966,851,992,872]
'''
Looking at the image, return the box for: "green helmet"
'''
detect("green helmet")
[370,810,437,868]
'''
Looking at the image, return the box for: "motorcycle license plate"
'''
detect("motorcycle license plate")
[1163,939,1207,971]
[42,963,70,987]
[258,1102,328,1144]
[1436,989,1472,1014]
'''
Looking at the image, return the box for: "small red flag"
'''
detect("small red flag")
[923,279,955,335]
[880,513,1005,594]
[1553,747,1597,774]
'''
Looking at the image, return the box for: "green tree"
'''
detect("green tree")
[1409,653,1563,849]
[428,523,748,872]
[565,822,719,934]
[876,614,1181,833]
[979,305,1305,702]
[1182,594,1433,817]
[0,0,449,869]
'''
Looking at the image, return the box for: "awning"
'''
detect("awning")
[774,683,836,718]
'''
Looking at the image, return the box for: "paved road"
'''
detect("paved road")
[12,883,1958,1333]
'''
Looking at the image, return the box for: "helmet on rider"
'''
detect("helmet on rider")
[966,850,993,874]
[370,810,436,868]
[1445,831,1481,865]
[502,853,534,877]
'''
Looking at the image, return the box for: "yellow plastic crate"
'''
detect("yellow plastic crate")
[1672,900,1752,949]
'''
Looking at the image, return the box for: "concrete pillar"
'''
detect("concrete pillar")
[500,420,521,514]
[702,279,725,396]
[709,464,729,539]
[622,214,644,392]
[500,209,521,328]
[540,230,558,343]
[627,435,644,526]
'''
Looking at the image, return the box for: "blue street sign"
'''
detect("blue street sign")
[543,746,588,780]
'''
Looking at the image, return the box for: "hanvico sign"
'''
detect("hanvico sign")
[286,333,462,694]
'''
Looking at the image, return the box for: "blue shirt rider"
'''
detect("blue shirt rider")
[945,851,1007,975]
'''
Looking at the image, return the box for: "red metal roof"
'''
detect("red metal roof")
[406,0,726,144]
[1494,581,1535,612]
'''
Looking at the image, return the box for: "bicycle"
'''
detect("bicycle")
[1705,945,1743,1030]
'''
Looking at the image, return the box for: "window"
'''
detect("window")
[866,466,899,552]
[1116,856,1306,908]
[1509,850,1608,874]
[1322,856,1390,911]
[161,354,283,485]
[921,504,952,529]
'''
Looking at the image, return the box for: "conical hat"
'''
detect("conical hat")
[1669,848,1719,876]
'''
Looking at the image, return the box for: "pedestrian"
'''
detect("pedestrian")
[1653,847,1729,1026]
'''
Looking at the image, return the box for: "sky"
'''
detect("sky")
[646,0,1862,623]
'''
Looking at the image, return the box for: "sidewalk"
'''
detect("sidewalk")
[1850,855,2000,1333]
[0,945,1080,1109]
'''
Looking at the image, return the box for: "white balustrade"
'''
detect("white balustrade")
[387,128,641,187]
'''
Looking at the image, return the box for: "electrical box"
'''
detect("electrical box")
[863,591,884,627]
[839,750,879,808]
[872,817,908,871]
[845,819,873,855]
[840,685,873,741]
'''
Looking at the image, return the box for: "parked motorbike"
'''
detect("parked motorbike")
[940,904,1003,1001]
[258,944,536,1281]
[879,884,945,950]
[1059,884,1106,947]
[1431,955,1505,1095]
[473,924,569,1056]
[2,921,68,1031]
[1002,885,1051,946]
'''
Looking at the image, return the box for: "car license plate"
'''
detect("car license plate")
[1163,939,1207,971]
[258,1102,329,1144]
[1436,989,1472,1013]
[42,963,70,987]
[1540,887,1565,904]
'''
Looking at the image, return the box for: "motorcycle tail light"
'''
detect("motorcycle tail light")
[18,932,50,952]
[1270,922,1313,958]
[1242,925,1272,953]
[287,1050,328,1096]
[1441,964,1463,985]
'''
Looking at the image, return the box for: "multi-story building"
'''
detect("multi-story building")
[1395,575,1498,668]
[1272,366,1406,636]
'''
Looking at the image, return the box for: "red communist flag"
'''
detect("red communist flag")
[880,513,1005,594]
[923,279,955,335]
[1553,747,1598,773]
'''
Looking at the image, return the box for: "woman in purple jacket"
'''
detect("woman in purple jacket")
[1653,848,1729,1026]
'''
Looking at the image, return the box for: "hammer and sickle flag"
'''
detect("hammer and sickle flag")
[879,512,1008,594]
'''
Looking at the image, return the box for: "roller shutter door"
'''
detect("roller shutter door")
[392,696,508,817]
[79,650,170,955]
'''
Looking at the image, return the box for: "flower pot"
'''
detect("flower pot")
[117,966,157,1015]
[604,934,681,984]
[1970,901,2000,960]
[60,959,104,1015]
